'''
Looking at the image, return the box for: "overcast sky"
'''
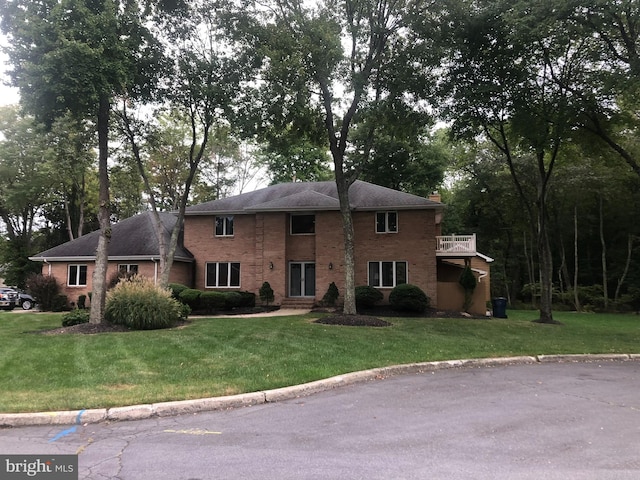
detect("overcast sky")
[1,46,20,106]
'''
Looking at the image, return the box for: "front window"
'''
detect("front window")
[118,264,138,274]
[215,216,234,236]
[68,264,88,286]
[376,211,398,233]
[206,262,240,288]
[368,261,407,288]
[291,214,315,234]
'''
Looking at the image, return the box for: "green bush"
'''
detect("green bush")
[224,291,243,309]
[237,291,256,308]
[179,289,202,309]
[168,283,190,300]
[61,308,90,327]
[77,295,87,309]
[389,284,430,313]
[355,285,383,308]
[459,266,477,312]
[259,282,274,306]
[52,294,69,312]
[199,291,227,312]
[105,277,185,330]
[321,282,340,306]
[24,273,60,311]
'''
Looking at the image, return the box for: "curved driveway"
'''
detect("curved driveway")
[2,360,640,479]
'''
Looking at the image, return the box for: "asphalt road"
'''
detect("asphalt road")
[2,361,640,480]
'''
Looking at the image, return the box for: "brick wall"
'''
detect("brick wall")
[182,208,440,307]
[40,260,193,308]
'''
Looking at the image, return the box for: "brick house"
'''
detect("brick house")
[29,212,194,306]
[30,180,493,314]
[183,180,492,314]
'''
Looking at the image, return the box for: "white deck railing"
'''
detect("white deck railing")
[436,234,476,255]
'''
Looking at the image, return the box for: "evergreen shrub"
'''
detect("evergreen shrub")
[355,285,383,308]
[199,291,227,312]
[259,282,274,305]
[224,291,243,309]
[389,284,430,313]
[179,289,202,309]
[168,283,189,300]
[61,308,90,327]
[321,282,340,306]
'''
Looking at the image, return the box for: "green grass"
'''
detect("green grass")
[1,310,639,413]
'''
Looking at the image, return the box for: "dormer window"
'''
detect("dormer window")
[376,211,397,233]
[215,216,234,236]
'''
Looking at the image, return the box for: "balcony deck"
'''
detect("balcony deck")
[436,234,477,257]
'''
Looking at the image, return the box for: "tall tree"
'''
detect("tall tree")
[1,0,167,322]
[0,107,52,285]
[227,0,438,314]
[116,1,247,287]
[553,0,640,177]
[437,0,593,323]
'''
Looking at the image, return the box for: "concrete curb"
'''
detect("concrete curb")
[1,354,636,427]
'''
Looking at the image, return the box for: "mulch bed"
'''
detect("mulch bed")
[314,314,393,327]
[312,307,486,327]
[37,322,132,335]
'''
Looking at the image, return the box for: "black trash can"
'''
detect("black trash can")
[492,297,508,318]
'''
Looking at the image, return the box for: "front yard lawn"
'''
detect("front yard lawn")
[1,310,639,413]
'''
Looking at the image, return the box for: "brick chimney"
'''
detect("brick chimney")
[428,192,441,203]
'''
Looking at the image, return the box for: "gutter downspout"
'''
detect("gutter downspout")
[152,257,158,285]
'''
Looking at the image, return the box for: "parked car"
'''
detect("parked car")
[0,287,18,311]
[17,290,36,310]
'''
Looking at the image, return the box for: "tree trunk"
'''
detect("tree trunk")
[573,205,581,311]
[335,168,357,315]
[537,206,555,323]
[64,198,75,241]
[89,95,112,324]
[599,194,608,310]
[614,235,635,303]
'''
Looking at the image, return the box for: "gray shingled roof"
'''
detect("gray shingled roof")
[30,212,194,261]
[186,180,442,215]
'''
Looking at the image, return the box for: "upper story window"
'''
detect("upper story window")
[68,264,88,287]
[215,215,234,236]
[376,211,398,233]
[291,214,315,235]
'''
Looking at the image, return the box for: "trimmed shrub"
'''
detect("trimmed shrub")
[459,266,477,312]
[25,273,60,311]
[389,284,430,313]
[61,308,90,327]
[259,282,274,306]
[77,295,87,309]
[237,291,256,308]
[355,285,383,309]
[179,289,202,309]
[105,276,185,330]
[224,291,243,309]
[168,283,190,300]
[52,294,69,312]
[199,291,226,313]
[321,282,340,307]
